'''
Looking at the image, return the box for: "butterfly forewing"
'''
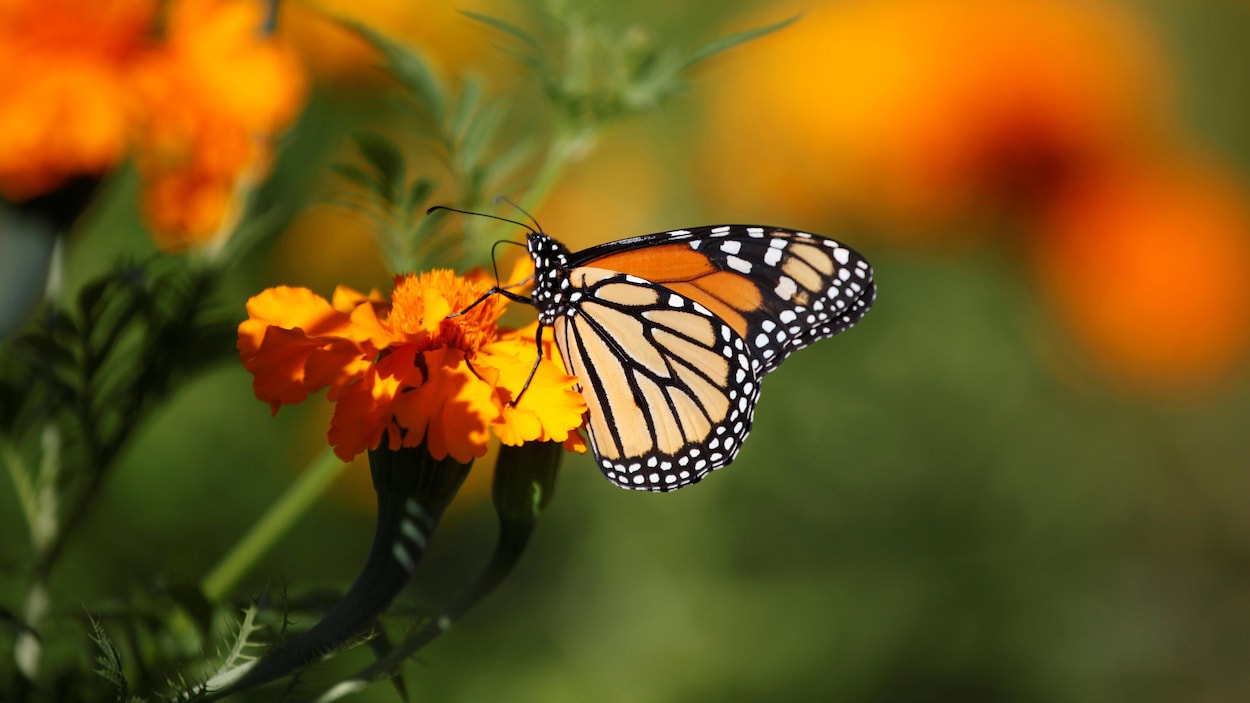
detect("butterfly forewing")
[573,226,876,375]
[553,268,760,492]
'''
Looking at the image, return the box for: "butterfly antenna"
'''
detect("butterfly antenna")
[490,239,532,291]
[493,195,545,234]
[426,205,537,234]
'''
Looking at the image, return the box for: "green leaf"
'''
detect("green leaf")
[352,133,406,205]
[87,614,128,697]
[343,20,446,117]
[459,103,506,173]
[450,78,483,145]
[13,330,77,372]
[76,276,118,324]
[682,15,799,71]
[328,163,384,195]
[404,178,436,214]
[495,43,552,81]
[461,10,541,52]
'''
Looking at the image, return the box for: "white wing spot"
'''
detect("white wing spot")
[833,247,850,265]
[764,248,783,266]
[668,294,684,307]
[720,240,742,255]
[727,255,752,274]
[775,276,798,299]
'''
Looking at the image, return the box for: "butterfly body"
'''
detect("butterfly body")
[522,225,876,492]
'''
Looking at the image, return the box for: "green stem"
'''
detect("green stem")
[201,448,346,602]
[312,518,535,703]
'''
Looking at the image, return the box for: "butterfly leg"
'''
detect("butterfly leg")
[510,323,546,407]
[447,286,532,318]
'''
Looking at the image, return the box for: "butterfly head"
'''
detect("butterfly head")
[526,232,574,323]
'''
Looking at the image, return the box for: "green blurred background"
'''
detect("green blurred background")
[4,1,1250,701]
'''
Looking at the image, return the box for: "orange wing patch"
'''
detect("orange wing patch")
[588,245,716,281]
[587,243,764,338]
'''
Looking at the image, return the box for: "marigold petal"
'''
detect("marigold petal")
[477,331,587,447]
[392,347,496,463]
[243,328,367,413]
[345,294,398,349]
[239,285,391,413]
[331,284,385,313]
[241,326,315,412]
[563,430,589,454]
[327,364,408,461]
[240,285,354,352]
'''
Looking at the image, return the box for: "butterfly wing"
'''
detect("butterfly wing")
[553,267,760,492]
[571,225,876,375]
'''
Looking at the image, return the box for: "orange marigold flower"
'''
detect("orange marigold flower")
[134,0,306,251]
[0,0,305,251]
[0,0,151,201]
[1034,156,1250,389]
[239,270,588,463]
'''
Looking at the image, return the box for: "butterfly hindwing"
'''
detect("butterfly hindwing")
[552,267,761,492]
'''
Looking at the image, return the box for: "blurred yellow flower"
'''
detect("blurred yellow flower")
[699,0,1170,236]
[1035,157,1250,388]
[0,0,305,251]
[238,269,588,463]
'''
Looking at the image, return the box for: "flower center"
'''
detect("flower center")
[387,270,506,352]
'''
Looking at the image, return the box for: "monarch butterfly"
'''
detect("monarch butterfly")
[443,212,877,492]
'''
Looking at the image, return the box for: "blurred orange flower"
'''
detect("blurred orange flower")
[238,270,587,463]
[0,0,304,251]
[134,0,306,250]
[0,0,151,201]
[1035,157,1250,388]
[700,0,1170,236]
